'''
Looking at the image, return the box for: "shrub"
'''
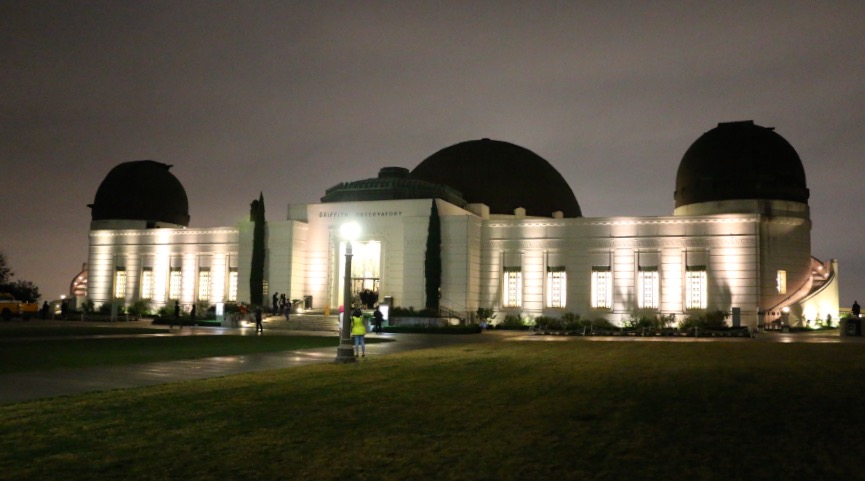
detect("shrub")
[382,325,481,334]
[97,302,126,315]
[500,314,526,329]
[680,310,728,330]
[390,306,439,318]
[561,312,583,331]
[475,307,496,323]
[590,318,618,331]
[126,300,151,317]
[81,299,95,314]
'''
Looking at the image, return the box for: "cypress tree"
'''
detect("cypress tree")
[424,200,441,310]
[250,192,266,307]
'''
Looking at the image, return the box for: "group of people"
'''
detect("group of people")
[271,293,292,319]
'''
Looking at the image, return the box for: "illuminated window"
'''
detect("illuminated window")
[140,269,153,300]
[198,269,211,302]
[686,266,707,309]
[546,267,567,308]
[262,280,269,299]
[114,269,127,299]
[169,268,182,300]
[591,266,612,309]
[638,267,659,309]
[503,267,522,308]
[227,269,238,302]
[776,270,787,294]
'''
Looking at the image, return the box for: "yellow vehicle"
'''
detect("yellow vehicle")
[0,293,38,321]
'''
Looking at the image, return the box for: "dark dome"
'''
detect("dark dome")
[89,160,190,226]
[411,139,582,217]
[674,121,809,208]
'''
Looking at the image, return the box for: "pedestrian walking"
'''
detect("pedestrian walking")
[255,306,263,333]
[172,300,180,329]
[373,307,383,334]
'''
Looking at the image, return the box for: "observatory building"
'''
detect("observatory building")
[85,121,839,328]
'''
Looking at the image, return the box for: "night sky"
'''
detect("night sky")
[2,1,864,307]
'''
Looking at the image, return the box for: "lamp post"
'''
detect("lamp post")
[335,222,360,363]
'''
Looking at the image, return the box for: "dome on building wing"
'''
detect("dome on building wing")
[674,121,809,209]
[89,160,190,226]
[411,139,582,217]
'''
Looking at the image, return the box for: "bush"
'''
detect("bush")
[81,299,95,314]
[680,310,728,330]
[382,325,481,334]
[97,302,125,315]
[126,300,151,317]
[390,306,439,318]
[499,314,527,329]
[475,307,496,323]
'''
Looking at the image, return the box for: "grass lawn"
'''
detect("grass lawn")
[1,340,865,480]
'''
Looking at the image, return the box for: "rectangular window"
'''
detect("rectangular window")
[198,269,211,302]
[503,267,522,308]
[140,268,153,300]
[169,268,182,300]
[114,269,127,299]
[638,267,659,309]
[227,269,238,302]
[546,266,567,308]
[591,266,612,309]
[686,266,707,309]
[776,270,787,294]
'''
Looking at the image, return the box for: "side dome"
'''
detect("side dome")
[674,121,809,209]
[89,160,190,226]
[411,139,582,217]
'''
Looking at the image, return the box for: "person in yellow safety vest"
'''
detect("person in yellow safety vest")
[351,308,366,357]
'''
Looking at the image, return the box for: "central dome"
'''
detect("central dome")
[411,139,582,217]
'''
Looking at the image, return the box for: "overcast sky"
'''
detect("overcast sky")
[2,0,864,307]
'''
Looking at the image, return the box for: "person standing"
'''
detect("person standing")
[255,306,263,333]
[172,301,180,329]
[373,307,383,334]
[351,308,366,357]
[853,300,861,318]
[190,304,196,325]
[272,292,279,314]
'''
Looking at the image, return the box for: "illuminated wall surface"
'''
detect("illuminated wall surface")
[87,196,838,328]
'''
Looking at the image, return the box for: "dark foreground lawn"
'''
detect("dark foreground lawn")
[0,332,351,374]
[1,341,865,481]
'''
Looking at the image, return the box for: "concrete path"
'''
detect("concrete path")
[0,320,514,405]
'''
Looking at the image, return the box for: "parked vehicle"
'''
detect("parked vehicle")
[0,293,38,321]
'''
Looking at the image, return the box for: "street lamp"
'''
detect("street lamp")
[335,222,360,363]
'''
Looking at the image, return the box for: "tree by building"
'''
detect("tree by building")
[424,200,441,310]
[0,252,41,302]
[249,193,266,307]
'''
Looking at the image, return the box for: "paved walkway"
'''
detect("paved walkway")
[0,319,858,405]
[0,319,514,405]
